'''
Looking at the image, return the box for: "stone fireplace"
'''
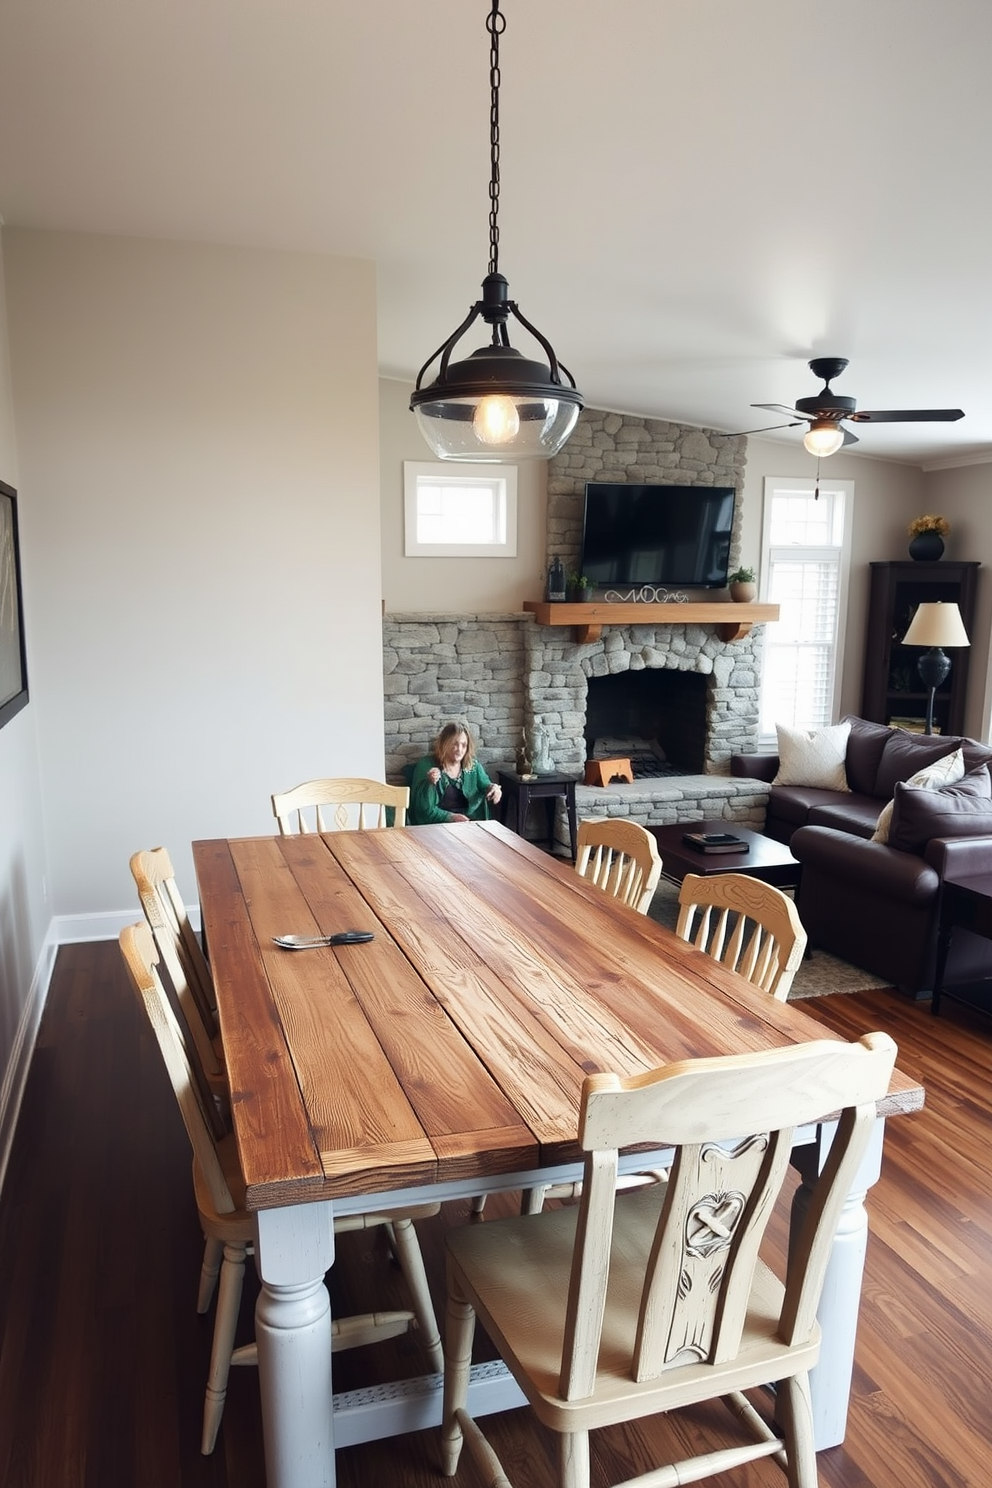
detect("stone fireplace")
[383,609,770,840]
[382,408,772,842]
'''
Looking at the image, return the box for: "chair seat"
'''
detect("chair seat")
[447,1183,817,1434]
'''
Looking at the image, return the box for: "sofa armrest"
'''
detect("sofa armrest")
[925,834,992,878]
[791,825,939,905]
[731,753,778,783]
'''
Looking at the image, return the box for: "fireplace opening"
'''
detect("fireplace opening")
[585,670,709,776]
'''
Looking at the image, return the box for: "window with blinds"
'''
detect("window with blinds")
[758,478,853,743]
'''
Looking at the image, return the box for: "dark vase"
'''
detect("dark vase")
[909,531,944,562]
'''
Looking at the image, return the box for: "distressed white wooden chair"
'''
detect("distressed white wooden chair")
[130,847,225,1105]
[575,818,662,915]
[676,872,807,1001]
[271,776,409,834]
[119,921,443,1455]
[442,1031,897,1488]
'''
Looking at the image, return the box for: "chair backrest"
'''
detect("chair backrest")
[119,921,236,1212]
[675,871,807,1000]
[271,777,409,835]
[558,1031,897,1402]
[129,846,221,1079]
[575,818,662,915]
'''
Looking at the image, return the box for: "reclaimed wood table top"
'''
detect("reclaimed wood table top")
[193,821,923,1213]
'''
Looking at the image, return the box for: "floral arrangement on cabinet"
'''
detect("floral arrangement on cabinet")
[907,515,949,538]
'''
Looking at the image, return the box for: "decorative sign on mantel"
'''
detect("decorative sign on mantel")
[604,586,690,604]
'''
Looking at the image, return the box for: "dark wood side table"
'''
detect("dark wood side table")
[498,770,580,861]
[932,871,992,1017]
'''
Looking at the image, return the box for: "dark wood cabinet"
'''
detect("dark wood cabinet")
[861,561,979,736]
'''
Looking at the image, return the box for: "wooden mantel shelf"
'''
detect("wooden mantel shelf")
[523,599,780,645]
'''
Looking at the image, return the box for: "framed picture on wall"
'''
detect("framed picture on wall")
[0,480,28,730]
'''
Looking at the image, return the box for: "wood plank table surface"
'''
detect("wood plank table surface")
[193,820,923,1488]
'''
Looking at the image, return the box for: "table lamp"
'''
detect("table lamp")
[901,601,970,735]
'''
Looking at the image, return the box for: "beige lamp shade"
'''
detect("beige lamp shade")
[902,601,970,649]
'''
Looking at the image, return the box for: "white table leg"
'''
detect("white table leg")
[254,1201,337,1488]
[790,1117,886,1450]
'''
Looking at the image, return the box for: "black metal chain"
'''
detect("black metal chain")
[486,0,505,278]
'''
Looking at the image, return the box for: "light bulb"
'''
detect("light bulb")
[473,394,521,445]
[803,421,845,458]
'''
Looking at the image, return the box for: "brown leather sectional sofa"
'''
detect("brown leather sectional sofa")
[732,715,992,997]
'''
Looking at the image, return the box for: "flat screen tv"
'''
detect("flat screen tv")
[579,483,736,589]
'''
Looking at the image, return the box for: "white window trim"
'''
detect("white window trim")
[758,475,854,748]
[403,460,518,558]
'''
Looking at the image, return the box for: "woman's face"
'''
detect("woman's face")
[444,732,469,768]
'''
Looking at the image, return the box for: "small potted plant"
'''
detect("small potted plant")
[568,571,595,603]
[907,514,949,562]
[727,566,756,602]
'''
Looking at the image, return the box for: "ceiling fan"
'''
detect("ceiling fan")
[739,356,964,456]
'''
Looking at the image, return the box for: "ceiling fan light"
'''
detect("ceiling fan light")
[803,421,845,458]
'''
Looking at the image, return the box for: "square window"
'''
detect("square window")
[403,462,518,557]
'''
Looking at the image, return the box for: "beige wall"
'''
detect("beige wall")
[378,376,547,612]
[923,461,992,739]
[0,232,50,1114]
[4,229,384,918]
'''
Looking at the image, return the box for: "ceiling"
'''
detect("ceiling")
[0,0,989,469]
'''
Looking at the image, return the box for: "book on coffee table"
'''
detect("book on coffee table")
[682,831,749,854]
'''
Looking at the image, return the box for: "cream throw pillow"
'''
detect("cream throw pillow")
[773,721,851,791]
[871,746,965,843]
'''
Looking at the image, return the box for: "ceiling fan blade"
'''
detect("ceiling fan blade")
[751,403,803,418]
[729,420,805,436]
[841,427,859,447]
[850,408,965,423]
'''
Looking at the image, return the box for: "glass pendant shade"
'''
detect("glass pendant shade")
[413,392,581,462]
[803,420,845,457]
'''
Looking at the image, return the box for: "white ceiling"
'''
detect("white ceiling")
[1,0,990,468]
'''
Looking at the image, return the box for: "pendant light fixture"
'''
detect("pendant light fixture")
[410,0,583,462]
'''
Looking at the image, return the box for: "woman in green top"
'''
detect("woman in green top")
[408,721,502,825]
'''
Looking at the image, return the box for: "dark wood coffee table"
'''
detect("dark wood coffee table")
[647,820,800,889]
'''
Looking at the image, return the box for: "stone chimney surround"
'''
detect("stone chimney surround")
[382,409,771,844]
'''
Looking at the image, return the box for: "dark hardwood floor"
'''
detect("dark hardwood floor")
[0,940,990,1487]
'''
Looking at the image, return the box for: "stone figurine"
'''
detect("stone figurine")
[530,722,554,775]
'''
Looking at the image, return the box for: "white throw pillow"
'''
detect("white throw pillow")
[773,721,852,791]
[871,746,966,843]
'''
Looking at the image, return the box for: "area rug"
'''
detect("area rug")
[646,880,891,1000]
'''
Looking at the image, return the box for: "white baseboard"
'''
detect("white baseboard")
[0,930,58,1198]
[51,905,202,942]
